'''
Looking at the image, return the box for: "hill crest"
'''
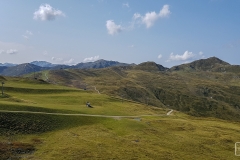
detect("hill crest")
[135,61,168,72]
[170,57,230,71]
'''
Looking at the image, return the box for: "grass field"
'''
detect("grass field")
[1,76,240,159]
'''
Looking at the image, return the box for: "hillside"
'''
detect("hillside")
[0,66,8,73]
[34,57,240,121]
[0,76,240,159]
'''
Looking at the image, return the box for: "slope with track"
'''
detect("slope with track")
[1,76,240,159]
[38,57,240,121]
[0,109,173,117]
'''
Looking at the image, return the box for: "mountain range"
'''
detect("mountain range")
[0,63,17,67]
[1,57,239,77]
[0,59,135,76]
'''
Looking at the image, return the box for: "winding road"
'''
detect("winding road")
[0,109,173,118]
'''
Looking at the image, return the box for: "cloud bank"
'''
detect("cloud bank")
[0,49,18,55]
[64,58,75,65]
[51,57,75,65]
[167,51,205,62]
[51,57,63,62]
[34,4,65,21]
[169,51,194,61]
[83,56,100,62]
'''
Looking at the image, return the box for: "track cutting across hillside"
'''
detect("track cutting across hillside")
[0,109,173,118]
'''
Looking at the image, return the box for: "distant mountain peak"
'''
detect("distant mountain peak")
[135,61,168,71]
[204,57,230,64]
[170,57,230,71]
[76,59,133,69]
[30,61,56,67]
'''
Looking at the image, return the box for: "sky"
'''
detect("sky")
[0,0,239,67]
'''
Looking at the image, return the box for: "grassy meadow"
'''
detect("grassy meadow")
[1,76,240,159]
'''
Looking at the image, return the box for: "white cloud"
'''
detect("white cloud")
[22,30,33,39]
[43,51,48,55]
[0,49,18,55]
[106,20,123,35]
[142,11,159,28]
[6,49,18,55]
[159,5,171,17]
[51,57,63,62]
[83,56,99,62]
[129,44,134,48]
[133,4,170,28]
[133,13,141,20]
[168,51,195,61]
[51,57,75,65]
[199,51,205,58]
[22,35,29,39]
[123,3,129,8]
[33,4,65,21]
[26,30,33,35]
[158,54,162,59]
[64,58,75,65]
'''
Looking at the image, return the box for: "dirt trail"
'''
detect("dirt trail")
[0,109,173,118]
[167,109,173,115]
[93,86,100,94]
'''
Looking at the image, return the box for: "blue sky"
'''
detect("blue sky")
[0,0,239,67]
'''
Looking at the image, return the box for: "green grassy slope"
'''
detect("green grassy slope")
[0,77,164,116]
[3,111,240,159]
[0,76,240,159]
[39,65,240,121]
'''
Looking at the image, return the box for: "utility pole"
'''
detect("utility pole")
[1,82,4,96]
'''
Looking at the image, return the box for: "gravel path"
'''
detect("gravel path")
[0,109,173,118]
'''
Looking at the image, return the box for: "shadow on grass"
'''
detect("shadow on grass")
[0,112,106,135]
[0,103,85,114]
